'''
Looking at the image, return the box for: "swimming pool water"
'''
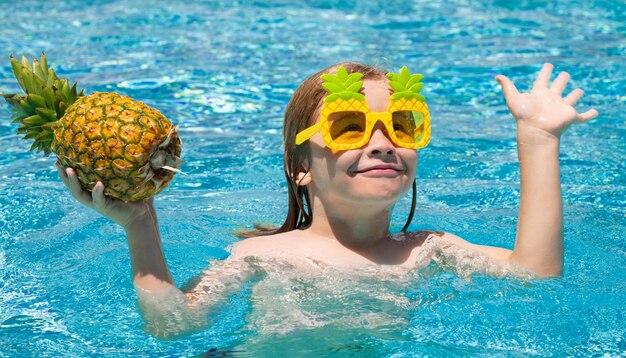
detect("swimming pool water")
[1,0,624,356]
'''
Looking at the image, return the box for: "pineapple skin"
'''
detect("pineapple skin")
[53,92,182,202]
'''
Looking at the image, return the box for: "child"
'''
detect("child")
[56,62,597,338]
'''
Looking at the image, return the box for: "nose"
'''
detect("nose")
[366,122,396,156]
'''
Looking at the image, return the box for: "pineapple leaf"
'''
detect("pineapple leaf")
[42,86,61,117]
[22,114,47,126]
[346,72,364,84]
[10,56,27,93]
[27,94,47,109]
[353,93,366,101]
[58,102,67,117]
[58,78,68,95]
[40,53,48,75]
[388,81,405,93]
[42,87,56,110]
[320,73,345,87]
[33,59,46,82]
[19,99,36,114]
[20,69,38,95]
[346,82,362,93]
[35,132,54,142]
[408,83,424,93]
[399,66,410,84]
[406,74,424,88]
[25,128,40,138]
[335,66,349,80]
[324,94,340,103]
[338,91,352,100]
[2,93,25,108]
[46,69,56,87]
[21,55,30,69]
[42,122,56,130]
[35,108,58,122]
[322,82,344,94]
[10,112,29,122]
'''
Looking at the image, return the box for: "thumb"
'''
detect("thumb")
[495,75,520,101]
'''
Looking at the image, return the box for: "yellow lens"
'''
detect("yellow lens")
[391,111,418,144]
[329,111,367,145]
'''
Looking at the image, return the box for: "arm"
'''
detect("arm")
[57,163,174,291]
[57,164,252,339]
[495,63,598,277]
[439,64,598,277]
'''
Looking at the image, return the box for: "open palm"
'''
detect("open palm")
[496,63,598,139]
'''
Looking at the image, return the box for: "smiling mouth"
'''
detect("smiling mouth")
[353,166,404,176]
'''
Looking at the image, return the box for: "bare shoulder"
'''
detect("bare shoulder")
[433,231,514,261]
[228,231,301,260]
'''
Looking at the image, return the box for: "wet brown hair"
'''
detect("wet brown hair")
[236,62,416,238]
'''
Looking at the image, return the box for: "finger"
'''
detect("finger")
[550,71,570,95]
[564,88,584,105]
[532,63,554,90]
[55,162,69,187]
[66,168,93,206]
[495,75,520,100]
[576,109,598,123]
[91,181,107,210]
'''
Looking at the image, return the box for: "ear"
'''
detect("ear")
[296,170,312,186]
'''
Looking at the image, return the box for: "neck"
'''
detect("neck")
[306,195,393,248]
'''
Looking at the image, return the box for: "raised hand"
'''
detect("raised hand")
[56,162,154,228]
[496,63,598,141]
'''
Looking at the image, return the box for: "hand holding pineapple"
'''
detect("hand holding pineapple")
[56,162,153,228]
[3,54,181,308]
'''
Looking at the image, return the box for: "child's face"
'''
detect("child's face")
[305,79,418,209]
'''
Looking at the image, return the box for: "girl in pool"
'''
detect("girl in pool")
[56,62,597,338]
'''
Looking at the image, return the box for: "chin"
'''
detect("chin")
[347,177,411,203]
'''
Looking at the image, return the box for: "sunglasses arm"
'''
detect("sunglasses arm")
[295,123,321,145]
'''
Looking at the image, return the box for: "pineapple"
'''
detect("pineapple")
[2,54,182,202]
[386,66,431,147]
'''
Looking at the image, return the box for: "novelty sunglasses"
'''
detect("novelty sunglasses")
[295,66,431,152]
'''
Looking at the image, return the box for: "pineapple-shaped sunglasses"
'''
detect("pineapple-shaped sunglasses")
[295,66,431,152]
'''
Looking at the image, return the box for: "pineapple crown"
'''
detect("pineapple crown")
[2,53,83,155]
[320,66,365,103]
[320,65,426,103]
[386,66,425,101]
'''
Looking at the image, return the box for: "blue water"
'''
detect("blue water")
[1,0,624,356]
